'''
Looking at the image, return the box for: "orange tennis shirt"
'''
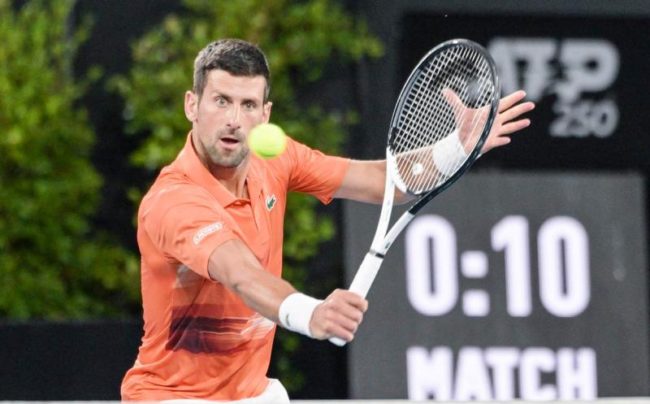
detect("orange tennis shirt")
[121,133,350,401]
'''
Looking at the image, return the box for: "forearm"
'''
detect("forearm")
[207,238,367,341]
[342,133,466,204]
[207,239,295,323]
[233,269,295,323]
[335,159,413,205]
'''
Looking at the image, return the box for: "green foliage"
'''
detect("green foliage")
[110,0,382,392]
[0,0,139,319]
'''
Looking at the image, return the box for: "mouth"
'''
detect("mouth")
[218,135,242,149]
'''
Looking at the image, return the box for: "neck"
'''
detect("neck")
[207,162,249,199]
[190,132,250,199]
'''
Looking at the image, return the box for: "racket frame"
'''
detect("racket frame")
[329,38,500,346]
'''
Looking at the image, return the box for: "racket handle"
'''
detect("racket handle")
[329,252,385,347]
[348,252,384,298]
[329,336,347,346]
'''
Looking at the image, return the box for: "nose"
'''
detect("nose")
[227,105,242,129]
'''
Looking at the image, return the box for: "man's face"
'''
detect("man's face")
[185,69,271,169]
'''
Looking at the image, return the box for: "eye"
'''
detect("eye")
[244,101,257,111]
[214,96,228,107]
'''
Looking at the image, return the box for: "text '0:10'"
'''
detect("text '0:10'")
[405,215,590,317]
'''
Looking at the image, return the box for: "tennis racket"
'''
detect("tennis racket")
[331,39,500,346]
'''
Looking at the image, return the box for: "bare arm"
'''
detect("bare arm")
[207,239,368,341]
[208,239,295,322]
[333,159,411,204]
[334,90,535,205]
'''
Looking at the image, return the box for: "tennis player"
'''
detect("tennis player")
[121,38,534,402]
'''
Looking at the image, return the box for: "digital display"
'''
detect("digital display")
[344,172,648,399]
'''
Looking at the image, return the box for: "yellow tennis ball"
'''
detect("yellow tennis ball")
[248,123,287,159]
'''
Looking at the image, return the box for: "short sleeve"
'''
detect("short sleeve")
[139,184,239,279]
[281,137,350,204]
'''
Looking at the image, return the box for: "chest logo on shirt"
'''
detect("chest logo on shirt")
[192,221,223,245]
[265,194,277,211]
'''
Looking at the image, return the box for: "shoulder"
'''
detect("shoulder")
[264,136,350,172]
[139,172,215,221]
[246,136,306,183]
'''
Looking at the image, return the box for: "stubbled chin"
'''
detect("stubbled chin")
[206,146,248,169]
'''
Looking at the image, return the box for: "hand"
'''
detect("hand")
[481,90,535,154]
[309,289,368,341]
[442,89,535,155]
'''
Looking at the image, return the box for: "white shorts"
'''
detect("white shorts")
[160,378,290,404]
[231,379,290,404]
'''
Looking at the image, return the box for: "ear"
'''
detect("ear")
[262,101,273,123]
[184,91,198,122]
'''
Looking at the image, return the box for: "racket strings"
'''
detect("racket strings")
[390,44,496,194]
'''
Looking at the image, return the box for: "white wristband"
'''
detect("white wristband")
[278,293,322,338]
[432,129,468,177]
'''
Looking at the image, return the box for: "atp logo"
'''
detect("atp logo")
[488,38,620,138]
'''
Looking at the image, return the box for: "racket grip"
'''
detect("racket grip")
[330,336,346,346]
[348,252,385,298]
[329,252,385,347]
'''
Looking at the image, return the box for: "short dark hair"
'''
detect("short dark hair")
[193,38,271,100]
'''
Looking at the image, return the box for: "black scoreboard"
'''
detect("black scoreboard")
[344,173,648,399]
[345,3,650,398]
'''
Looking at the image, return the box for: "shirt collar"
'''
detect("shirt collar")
[174,132,264,207]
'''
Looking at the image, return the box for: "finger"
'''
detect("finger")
[330,300,365,324]
[347,295,369,313]
[483,136,511,152]
[334,311,363,333]
[481,135,510,154]
[498,119,531,135]
[329,324,355,342]
[323,293,364,321]
[322,308,362,341]
[499,101,535,123]
[498,90,527,113]
[311,301,361,340]
[334,289,369,312]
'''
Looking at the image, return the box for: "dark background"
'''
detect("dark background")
[345,173,648,399]
[1,0,649,400]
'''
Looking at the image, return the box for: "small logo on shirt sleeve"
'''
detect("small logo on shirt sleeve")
[192,221,223,245]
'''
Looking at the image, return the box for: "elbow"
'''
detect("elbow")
[230,274,254,297]
[210,264,253,295]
